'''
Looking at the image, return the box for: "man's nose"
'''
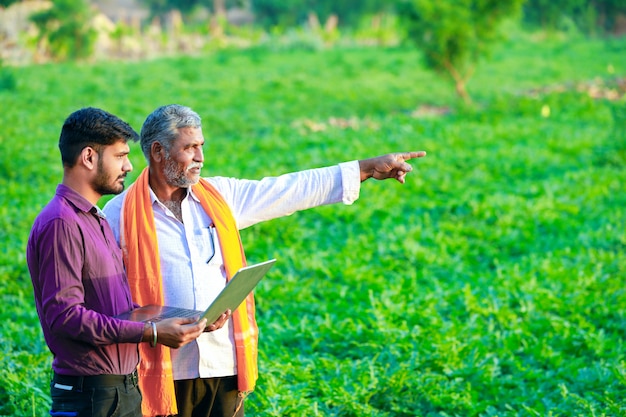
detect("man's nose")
[195,147,204,162]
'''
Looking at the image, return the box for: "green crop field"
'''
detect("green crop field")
[1,31,625,416]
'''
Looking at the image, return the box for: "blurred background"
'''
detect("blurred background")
[2,0,625,106]
[1,0,625,66]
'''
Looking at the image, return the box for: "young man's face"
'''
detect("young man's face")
[92,140,133,195]
[163,126,205,188]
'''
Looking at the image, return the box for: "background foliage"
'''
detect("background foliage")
[397,0,526,103]
[522,0,626,33]
[29,0,97,61]
[131,0,626,33]
[1,18,625,417]
[16,0,625,102]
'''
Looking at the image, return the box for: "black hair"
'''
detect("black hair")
[59,107,139,167]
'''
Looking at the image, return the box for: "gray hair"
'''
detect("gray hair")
[140,104,202,160]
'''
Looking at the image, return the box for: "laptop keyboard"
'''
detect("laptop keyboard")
[152,307,202,322]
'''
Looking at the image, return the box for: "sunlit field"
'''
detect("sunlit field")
[1,32,625,416]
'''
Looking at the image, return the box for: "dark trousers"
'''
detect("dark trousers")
[173,376,244,417]
[50,371,142,417]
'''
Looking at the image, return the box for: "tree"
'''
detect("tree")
[0,0,19,8]
[523,0,586,30]
[251,0,392,29]
[139,0,200,16]
[138,0,244,18]
[29,0,96,61]
[523,0,626,34]
[589,0,626,33]
[397,0,525,104]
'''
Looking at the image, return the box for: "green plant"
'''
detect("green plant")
[29,0,96,61]
[0,64,16,92]
[397,0,525,104]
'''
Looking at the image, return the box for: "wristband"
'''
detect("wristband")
[150,321,157,348]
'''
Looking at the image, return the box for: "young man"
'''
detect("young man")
[27,107,219,417]
[103,104,427,417]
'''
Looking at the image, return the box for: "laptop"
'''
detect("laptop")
[116,258,276,326]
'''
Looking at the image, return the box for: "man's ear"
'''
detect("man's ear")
[151,142,164,163]
[80,146,98,170]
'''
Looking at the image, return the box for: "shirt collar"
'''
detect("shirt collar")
[148,186,200,208]
[188,187,201,202]
[57,183,102,216]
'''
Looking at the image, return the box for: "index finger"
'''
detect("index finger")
[399,151,427,161]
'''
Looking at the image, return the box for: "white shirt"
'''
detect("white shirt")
[103,161,361,380]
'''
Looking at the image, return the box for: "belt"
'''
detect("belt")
[52,370,139,392]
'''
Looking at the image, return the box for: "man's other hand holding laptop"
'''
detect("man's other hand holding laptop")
[144,310,231,348]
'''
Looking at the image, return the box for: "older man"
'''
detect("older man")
[103,104,427,417]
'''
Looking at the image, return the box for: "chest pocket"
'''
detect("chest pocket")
[193,226,221,265]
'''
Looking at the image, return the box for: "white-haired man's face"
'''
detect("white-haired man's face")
[162,127,205,188]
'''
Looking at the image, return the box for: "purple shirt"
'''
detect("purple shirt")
[27,184,144,376]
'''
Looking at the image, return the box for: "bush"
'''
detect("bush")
[397,0,525,104]
[29,0,96,61]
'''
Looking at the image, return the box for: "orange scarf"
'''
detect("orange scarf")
[121,167,258,416]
